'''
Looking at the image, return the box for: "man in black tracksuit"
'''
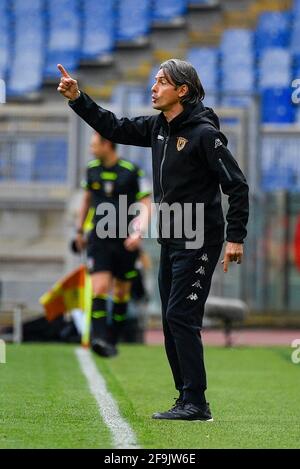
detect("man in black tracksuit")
[58,59,249,421]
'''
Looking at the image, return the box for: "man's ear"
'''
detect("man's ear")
[178,84,189,98]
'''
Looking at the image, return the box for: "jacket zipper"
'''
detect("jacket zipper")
[158,129,169,238]
[159,130,170,205]
[218,158,232,182]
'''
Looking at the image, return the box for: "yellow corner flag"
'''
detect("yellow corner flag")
[39,265,92,347]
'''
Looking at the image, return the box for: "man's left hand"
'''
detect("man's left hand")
[221,242,243,273]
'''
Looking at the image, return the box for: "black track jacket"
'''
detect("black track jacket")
[69,92,249,247]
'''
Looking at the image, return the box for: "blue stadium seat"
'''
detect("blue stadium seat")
[291,24,300,55]
[188,0,220,5]
[221,95,253,108]
[221,29,253,55]
[45,51,79,77]
[0,4,11,80]
[152,0,187,23]
[81,0,115,60]
[8,1,45,96]
[222,68,254,93]
[187,47,219,93]
[220,29,254,96]
[255,12,291,53]
[222,64,254,96]
[261,87,295,123]
[258,48,291,89]
[292,0,300,16]
[187,47,219,106]
[44,0,80,78]
[12,0,44,13]
[116,0,151,42]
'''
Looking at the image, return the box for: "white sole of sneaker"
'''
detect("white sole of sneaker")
[190,417,214,422]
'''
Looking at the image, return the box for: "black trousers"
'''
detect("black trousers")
[158,243,223,406]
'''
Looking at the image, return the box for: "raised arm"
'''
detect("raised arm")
[57,64,153,148]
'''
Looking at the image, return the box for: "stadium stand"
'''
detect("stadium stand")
[1,0,297,123]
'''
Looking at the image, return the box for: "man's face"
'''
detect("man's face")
[90,133,107,158]
[151,69,185,111]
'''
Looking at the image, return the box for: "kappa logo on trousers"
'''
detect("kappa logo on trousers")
[186,293,198,301]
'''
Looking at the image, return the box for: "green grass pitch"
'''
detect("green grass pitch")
[0,343,299,448]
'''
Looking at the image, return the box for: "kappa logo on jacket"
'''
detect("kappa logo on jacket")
[177,137,188,151]
[214,138,223,149]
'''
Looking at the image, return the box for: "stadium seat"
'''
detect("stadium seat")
[261,87,295,123]
[291,23,300,56]
[293,0,300,13]
[0,2,10,81]
[255,11,291,53]
[81,0,115,60]
[187,47,219,92]
[258,48,291,89]
[44,0,80,78]
[8,2,45,96]
[221,95,253,108]
[187,47,219,106]
[188,0,220,6]
[152,0,187,24]
[116,0,151,43]
[220,29,255,98]
[221,29,254,56]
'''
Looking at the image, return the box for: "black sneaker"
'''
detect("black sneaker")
[91,338,118,358]
[152,398,185,419]
[152,401,213,421]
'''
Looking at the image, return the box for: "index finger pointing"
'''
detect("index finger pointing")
[223,254,230,273]
[57,64,70,78]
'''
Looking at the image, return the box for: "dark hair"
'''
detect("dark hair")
[159,59,205,105]
[95,132,116,150]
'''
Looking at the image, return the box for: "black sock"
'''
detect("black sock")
[91,294,108,340]
[110,294,130,345]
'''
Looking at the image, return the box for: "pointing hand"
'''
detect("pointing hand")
[57,64,80,101]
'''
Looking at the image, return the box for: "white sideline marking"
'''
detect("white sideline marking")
[75,347,139,449]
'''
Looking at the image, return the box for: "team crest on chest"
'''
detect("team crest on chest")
[176,137,188,151]
[104,181,114,196]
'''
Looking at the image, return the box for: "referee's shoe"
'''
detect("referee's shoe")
[152,401,213,421]
[91,338,118,358]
